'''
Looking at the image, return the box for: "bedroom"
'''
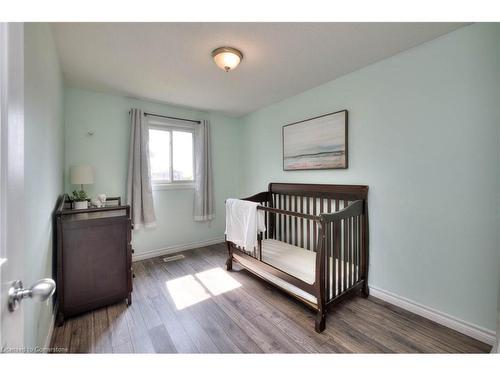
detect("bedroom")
[1,0,499,372]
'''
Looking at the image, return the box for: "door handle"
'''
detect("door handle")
[8,278,56,312]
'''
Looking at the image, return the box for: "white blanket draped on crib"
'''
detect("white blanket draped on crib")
[225,198,266,251]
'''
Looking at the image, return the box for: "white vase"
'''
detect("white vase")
[74,200,88,210]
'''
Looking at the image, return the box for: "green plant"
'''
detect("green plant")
[71,190,88,202]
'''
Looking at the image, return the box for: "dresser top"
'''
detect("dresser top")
[56,194,130,222]
[60,208,129,222]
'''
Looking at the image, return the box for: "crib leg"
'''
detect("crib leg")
[315,310,326,333]
[225,242,233,271]
[225,256,233,271]
[360,282,370,298]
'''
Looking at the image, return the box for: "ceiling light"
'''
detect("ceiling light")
[211,47,243,72]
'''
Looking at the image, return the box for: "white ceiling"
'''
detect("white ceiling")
[51,22,467,116]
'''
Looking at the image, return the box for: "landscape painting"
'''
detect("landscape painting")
[283,110,348,170]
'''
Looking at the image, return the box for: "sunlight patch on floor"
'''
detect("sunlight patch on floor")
[166,274,211,310]
[195,267,242,296]
[165,267,241,310]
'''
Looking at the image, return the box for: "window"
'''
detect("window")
[148,120,195,188]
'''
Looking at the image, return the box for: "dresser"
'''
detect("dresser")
[55,195,133,325]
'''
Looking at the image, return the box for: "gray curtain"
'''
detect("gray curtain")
[194,120,215,221]
[126,108,156,229]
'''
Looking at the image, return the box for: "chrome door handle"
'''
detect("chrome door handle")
[8,278,56,312]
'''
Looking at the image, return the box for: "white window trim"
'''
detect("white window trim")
[148,118,196,189]
[152,182,195,191]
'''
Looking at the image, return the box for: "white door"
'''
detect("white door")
[0,22,25,351]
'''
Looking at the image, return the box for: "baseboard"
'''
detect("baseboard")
[369,285,496,346]
[132,236,225,262]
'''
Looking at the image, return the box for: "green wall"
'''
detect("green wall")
[64,88,242,256]
[239,23,500,331]
[496,23,500,345]
[61,23,500,336]
[24,23,64,348]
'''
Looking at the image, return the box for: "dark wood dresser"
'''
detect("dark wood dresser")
[55,195,133,325]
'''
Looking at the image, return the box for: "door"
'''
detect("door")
[0,22,25,351]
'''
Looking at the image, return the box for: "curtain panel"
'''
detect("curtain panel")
[126,108,156,229]
[194,120,215,221]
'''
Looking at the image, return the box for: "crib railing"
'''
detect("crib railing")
[318,199,366,303]
[242,183,369,305]
[231,183,369,332]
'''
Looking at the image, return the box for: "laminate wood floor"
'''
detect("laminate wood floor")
[50,243,491,353]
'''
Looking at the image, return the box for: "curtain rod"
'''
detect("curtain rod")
[144,112,201,124]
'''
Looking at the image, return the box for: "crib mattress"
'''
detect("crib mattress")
[261,239,316,284]
[235,239,357,305]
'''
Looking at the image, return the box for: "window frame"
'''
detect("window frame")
[147,117,196,189]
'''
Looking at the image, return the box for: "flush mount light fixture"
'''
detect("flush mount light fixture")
[211,47,243,72]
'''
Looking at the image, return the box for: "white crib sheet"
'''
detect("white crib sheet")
[235,239,358,305]
[261,239,316,284]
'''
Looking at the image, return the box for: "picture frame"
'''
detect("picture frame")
[282,110,348,171]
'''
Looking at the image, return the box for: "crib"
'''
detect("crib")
[225,183,369,333]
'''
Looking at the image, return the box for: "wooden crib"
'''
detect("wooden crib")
[225,183,369,332]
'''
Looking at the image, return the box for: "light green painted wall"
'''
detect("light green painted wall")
[240,23,500,331]
[24,23,64,348]
[496,23,500,344]
[64,88,241,254]
[62,23,499,334]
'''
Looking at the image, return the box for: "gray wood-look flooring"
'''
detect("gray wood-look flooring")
[50,243,491,353]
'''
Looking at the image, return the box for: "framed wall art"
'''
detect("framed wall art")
[282,110,348,170]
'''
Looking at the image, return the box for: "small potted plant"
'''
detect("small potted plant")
[72,190,89,210]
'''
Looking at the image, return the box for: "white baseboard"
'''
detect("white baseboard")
[369,285,496,346]
[132,236,225,262]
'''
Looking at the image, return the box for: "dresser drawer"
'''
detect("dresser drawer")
[62,219,129,315]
